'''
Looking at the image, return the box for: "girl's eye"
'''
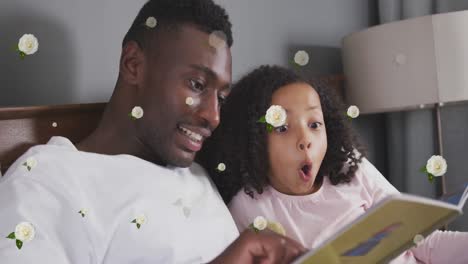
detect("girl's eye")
[309,122,323,129]
[189,79,205,92]
[274,125,288,133]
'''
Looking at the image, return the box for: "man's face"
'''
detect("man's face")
[136,25,232,167]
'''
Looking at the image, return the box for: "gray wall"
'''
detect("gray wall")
[216,0,376,80]
[436,0,468,13]
[0,0,146,107]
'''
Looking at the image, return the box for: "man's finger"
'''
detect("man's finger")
[262,234,304,264]
[280,235,307,253]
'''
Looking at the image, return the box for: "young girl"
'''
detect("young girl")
[197,65,468,263]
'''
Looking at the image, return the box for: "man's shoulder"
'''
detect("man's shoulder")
[2,137,78,178]
[185,162,220,191]
[1,136,116,190]
[187,162,209,177]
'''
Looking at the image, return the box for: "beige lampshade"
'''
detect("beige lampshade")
[342,10,468,114]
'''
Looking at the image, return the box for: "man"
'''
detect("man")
[0,0,305,263]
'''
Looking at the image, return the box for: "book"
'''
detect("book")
[293,183,468,264]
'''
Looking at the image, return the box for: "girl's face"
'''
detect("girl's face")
[267,82,327,195]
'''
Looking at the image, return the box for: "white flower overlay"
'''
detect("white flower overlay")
[253,216,267,231]
[172,198,191,218]
[294,50,309,66]
[347,105,360,118]
[173,198,183,207]
[182,207,191,218]
[135,214,147,225]
[185,97,194,106]
[145,16,157,28]
[18,34,39,56]
[426,155,447,177]
[208,30,227,49]
[132,214,147,229]
[15,222,36,242]
[413,234,425,246]
[265,105,287,128]
[217,163,226,172]
[130,106,144,119]
[23,157,37,171]
[78,208,88,217]
[267,220,286,236]
[7,222,36,249]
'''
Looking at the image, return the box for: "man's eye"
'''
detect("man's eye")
[189,79,205,92]
[218,95,227,105]
[274,125,288,133]
[218,95,227,106]
[309,122,322,129]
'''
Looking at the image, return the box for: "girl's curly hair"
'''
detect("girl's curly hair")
[197,65,366,204]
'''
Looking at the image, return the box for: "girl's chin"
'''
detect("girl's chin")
[271,179,318,196]
[296,181,320,195]
[282,183,317,196]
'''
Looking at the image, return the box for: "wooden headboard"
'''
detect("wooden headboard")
[0,103,106,175]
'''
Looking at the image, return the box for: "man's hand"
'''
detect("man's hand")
[210,229,307,264]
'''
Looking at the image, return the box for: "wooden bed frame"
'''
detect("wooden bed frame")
[0,74,345,176]
[0,103,106,175]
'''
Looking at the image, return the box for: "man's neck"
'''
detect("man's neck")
[77,120,167,166]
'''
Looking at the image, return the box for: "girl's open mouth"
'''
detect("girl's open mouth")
[299,163,312,182]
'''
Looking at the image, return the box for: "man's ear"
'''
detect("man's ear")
[119,41,145,86]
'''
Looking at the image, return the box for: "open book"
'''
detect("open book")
[293,183,468,264]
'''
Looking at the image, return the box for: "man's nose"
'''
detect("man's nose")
[197,93,220,130]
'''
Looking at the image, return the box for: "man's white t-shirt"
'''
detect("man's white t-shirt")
[0,136,239,263]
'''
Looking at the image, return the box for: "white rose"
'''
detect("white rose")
[217,163,226,172]
[18,34,39,55]
[267,221,286,236]
[79,209,88,215]
[347,105,360,118]
[294,50,309,66]
[185,97,194,106]
[25,157,37,170]
[265,105,287,127]
[253,216,267,231]
[413,234,424,245]
[426,155,447,177]
[135,214,147,225]
[208,30,227,49]
[15,222,36,242]
[131,106,144,119]
[145,17,157,28]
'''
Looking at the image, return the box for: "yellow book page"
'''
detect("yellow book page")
[296,199,459,264]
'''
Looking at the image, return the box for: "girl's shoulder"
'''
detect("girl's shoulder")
[354,158,392,186]
[352,158,400,201]
[228,188,276,230]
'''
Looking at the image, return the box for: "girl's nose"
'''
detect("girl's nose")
[298,141,311,151]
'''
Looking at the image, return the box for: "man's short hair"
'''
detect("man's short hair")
[123,0,233,50]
